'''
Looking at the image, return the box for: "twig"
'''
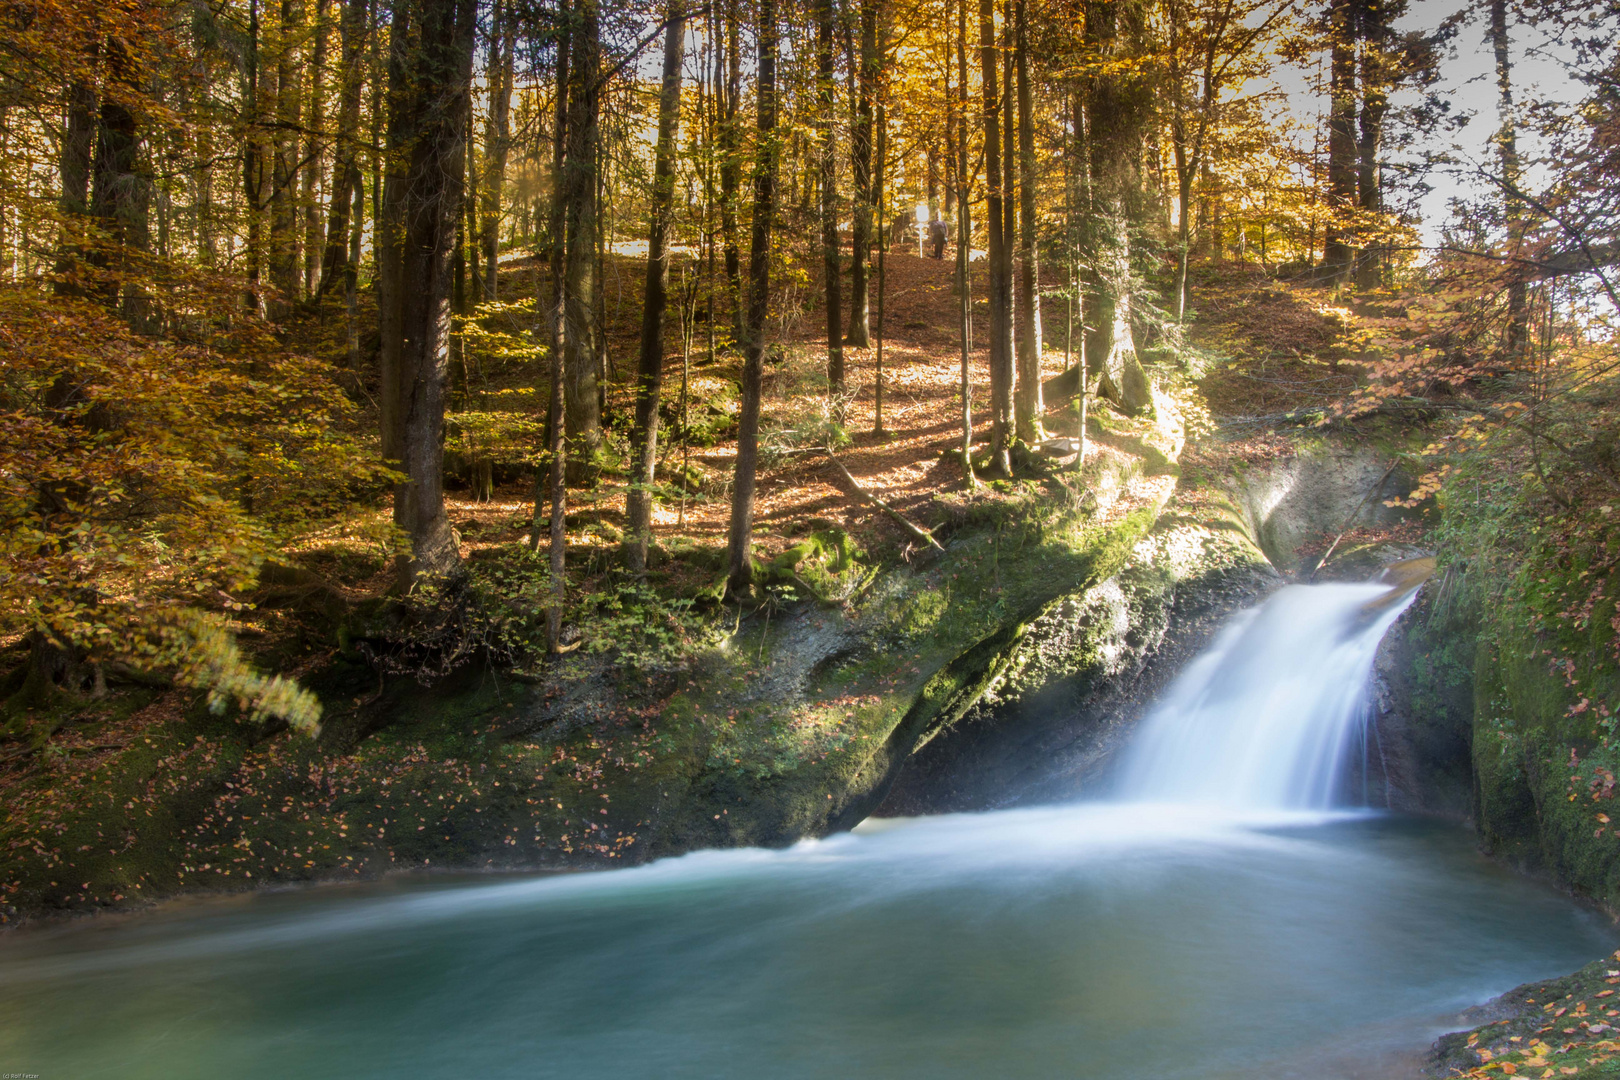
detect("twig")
[827,453,945,551]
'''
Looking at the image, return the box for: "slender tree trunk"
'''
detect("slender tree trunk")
[846,0,878,347]
[719,0,742,339]
[727,0,777,598]
[627,2,686,573]
[304,0,330,296]
[481,0,516,302]
[1491,0,1527,361]
[1070,82,1089,466]
[536,0,573,652]
[1013,0,1043,443]
[346,171,362,367]
[1355,6,1391,291]
[317,0,366,298]
[376,0,476,583]
[244,0,274,313]
[1322,0,1357,282]
[979,0,1012,475]
[269,0,302,308]
[1002,2,1017,403]
[560,0,603,481]
[957,0,975,486]
[875,91,887,435]
[944,27,956,223]
[816,0,844,390]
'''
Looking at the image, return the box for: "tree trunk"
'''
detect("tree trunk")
[875,91,887,434]
[1013,0,1043,443]
[1491,0,1527,361]
[243,0,272,314]
[480,0,516,302]
[535,0,572,653]
[560,0,603,482]
[956,0,975,486]
[53,75,97,295]
[979,0,1013,475]
[376,0,476,583]
[726,0,777,598]
[318,0,367,298]
[1355,1,1392,291]
[627,2,686,573]
[718,0,742,339]
[1322,0,1357,282]
[1082,0,1153,417]
[846,0,878,347]
[304,0,330,297]
[89,39,150,324]
[816,0,844,390]
[269,0,303,309]
[1002,1,1017,391]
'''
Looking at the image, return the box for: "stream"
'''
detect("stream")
[0,583,1613,1079]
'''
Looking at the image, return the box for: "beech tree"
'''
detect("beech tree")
[377,0,478,582]
[627,1,686,572]
[727,0,777,597]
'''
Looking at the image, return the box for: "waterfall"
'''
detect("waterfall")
[1115,582,1416,810]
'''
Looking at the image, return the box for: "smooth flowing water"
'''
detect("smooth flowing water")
[1118,582,1414,808]
[0,584,1612,1080]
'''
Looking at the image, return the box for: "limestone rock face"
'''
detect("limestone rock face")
[879,503,1278,815]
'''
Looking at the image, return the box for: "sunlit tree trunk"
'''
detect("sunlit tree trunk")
[846,0,878,347]
[1354,0,1393,290]
[956,0,975,486]
[816,0,844,390]
[627,2,686,573]
[979,0,1013,475]
[718,0,742,339]
[1013,0,1043,444]
[1082,0,1153,417]
[727,0,777,598]
[534,0,572,652]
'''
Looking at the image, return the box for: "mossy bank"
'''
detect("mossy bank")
[1,399,1241,926]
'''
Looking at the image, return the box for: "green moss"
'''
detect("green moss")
[1408,450,1620,909]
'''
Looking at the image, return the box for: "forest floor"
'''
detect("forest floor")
[312,240,1172,587]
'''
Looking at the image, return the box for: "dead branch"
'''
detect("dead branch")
[827,454,945,552]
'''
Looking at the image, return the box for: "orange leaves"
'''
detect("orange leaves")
[0,287,379,724]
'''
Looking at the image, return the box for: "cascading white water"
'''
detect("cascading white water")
[1115,582,1416,810]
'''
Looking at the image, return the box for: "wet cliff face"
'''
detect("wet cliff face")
[877,441,1467,819]
[878,488,1279,815]
[1224,443,1420,577]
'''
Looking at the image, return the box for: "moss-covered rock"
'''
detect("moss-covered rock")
[879,486,1278,813]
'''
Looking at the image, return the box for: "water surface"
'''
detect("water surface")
[0,805,1609,1079]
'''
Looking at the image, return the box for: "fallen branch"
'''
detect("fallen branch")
[827,454,945,552]
[1308,458,1402,580]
